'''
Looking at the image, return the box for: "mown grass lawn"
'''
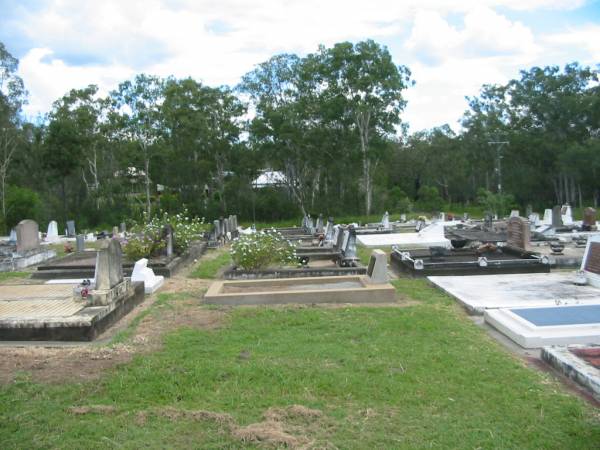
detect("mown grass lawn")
[0,279,599,448]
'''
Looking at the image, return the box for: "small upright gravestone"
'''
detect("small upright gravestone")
[119,222,126,234]
[88,239,128,306]
[506,216,531,251]
[164,225,174,257]
[582,207,597,231]
[16,220,40,254]
[382,211,390,230]
[366,249,389,284]
[510,210,520,218]
[315,214,324,234]
[483,212,493,231]
[581,235,600,288]
[75,234,85,252]
[46,221,59,242]
[112,226,119,237]
[542,209,552,225]
[66,220,76,237]
[552,206,563,227]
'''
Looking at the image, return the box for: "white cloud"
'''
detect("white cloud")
[19,48,133,117]
[4,0,597,129]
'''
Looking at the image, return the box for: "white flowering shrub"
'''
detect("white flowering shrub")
[124,208,208,260]
[231,230,297,270]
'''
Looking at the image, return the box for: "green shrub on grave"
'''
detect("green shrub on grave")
[231,230,296,270]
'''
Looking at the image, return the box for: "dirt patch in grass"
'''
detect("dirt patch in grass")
[131,404,327,448]
[68,405,117,415]
[0,274,223,384]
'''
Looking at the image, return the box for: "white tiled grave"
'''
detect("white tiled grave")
[357,223,451,249]
[428,272,600,314]
[484,304,600,348]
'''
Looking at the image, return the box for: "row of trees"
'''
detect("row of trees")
[0,40,598,232]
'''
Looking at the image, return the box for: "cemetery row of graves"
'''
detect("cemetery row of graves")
[0,205,600,412]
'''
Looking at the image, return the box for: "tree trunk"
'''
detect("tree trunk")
[144,149,151,219]
[356,111,372,215]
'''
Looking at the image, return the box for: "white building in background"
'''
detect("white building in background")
[252,170,287,189]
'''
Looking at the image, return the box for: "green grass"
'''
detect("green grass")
[0,271,30,283]
[0,281,599,448]
[190,249,232,279]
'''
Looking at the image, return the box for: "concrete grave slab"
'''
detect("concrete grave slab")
[428,272,600,314]
[0,282,144,340]
[484,304,600,348]
[357,223,451,249]
[542,345,600,401]
[204,275,395,306]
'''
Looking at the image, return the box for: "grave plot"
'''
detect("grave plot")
[542,345,600,401]
[357,222,451,249]
[429,272,600,314]
[205,250,394,305]
[0,220,56,271]
[0,240,144,341]
[394,217,550,276]
[484,304,600,348]
[33,236,207,279]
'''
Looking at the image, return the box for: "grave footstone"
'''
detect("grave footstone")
[66,220,76,237]
[583,207,597,231]
[507,216,531,251]
[366,249,389,284]
[76,234,85,252]
[46,220,59,242]
[16,220,39,254]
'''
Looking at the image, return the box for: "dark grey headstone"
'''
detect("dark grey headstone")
[76,234,85,252]
[552,206,563,227]
[66,220,76,237]
[16,219,39,253]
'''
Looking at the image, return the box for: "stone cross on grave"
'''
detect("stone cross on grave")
[16,219,40,254]
[506,216,531,252]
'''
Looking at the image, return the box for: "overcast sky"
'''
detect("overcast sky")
[1,0,599,132]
